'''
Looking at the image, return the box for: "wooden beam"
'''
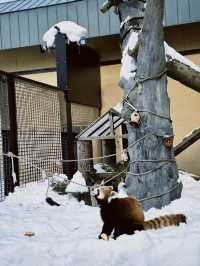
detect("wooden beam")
[174,128,200,156]
[109,113,114,135]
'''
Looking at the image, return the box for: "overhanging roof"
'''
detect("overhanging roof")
[0,0,200,51]
[0,0,76,14]
[77,107,125,140]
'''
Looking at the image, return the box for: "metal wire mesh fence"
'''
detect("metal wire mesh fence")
[0,71,99,200]
[14,77,63,185]
[0,160,5,202]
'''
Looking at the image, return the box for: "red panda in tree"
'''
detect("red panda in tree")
[93,186,186,240]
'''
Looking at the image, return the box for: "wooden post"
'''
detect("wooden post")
[102,139,116,167]
[77,140,94,205]
[55,32,76,178]
[7,75,19,190]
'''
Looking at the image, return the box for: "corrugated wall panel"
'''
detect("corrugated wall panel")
[87,0,99,37]
[77,0,88,30]
[68,2,78,23]
[109,8,120,35]
[97,0,110,36]
[0,0,200,50]
[47,6,58,28]
[0,17,2,49]
[18,11,30,47]
[28,10,39,46]
[37,8,48,43]
[10,13,20,48]
[189,0,200,22]
[56,3,68,22]
[165,0,178,26]
[177,0,190,24]
[1,14,11,49]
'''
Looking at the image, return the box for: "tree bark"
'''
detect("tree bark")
[118,0,182,210]
[166,58,200,94]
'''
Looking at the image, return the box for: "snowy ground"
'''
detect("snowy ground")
[0,172,200,266]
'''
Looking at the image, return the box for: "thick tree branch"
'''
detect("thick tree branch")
[129,39,200,93]
[174,128,200,156]
[166,59,200,93]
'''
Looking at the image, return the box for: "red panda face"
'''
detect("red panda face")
[92,186,113,201]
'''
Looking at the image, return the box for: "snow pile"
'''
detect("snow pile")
[65,171,88,193]
[52,173,68,183]
[42,21,87,49]
[94,163,106,173]
[0,171,200,266]
[113,102,123,113]
[118,182,128,197]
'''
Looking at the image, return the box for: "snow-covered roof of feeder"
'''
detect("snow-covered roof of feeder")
[77,103,125,140]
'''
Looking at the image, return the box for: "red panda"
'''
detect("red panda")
[93,186,186,240]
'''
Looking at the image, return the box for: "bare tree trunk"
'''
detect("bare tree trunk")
[118,0,182,210]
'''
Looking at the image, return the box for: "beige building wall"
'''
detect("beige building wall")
[100,54,200,175]
[24,72,57,87]
[0,46,55,72]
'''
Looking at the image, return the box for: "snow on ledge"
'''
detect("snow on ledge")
[42,21,87,49]
[65,171,88,193]
[94,163,106,174]
[164,42,200,72]
[113,102,123,113]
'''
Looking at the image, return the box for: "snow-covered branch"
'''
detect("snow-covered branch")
[120,31,200,93]
[165,43,200,93]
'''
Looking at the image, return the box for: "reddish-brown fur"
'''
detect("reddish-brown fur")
[95,186,186,239]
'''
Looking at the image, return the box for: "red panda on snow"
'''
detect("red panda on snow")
[93,186,186,240]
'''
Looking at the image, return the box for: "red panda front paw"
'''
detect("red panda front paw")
[99,233,109,240]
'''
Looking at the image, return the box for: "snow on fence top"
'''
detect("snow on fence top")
[42,21,87,50]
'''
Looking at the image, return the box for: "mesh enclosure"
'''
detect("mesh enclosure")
[0,160,5,201]
[71,103,99,131]
[14,78,63,185]
[0,72,99,197]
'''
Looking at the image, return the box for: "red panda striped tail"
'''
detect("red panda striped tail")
[143,214,186,230]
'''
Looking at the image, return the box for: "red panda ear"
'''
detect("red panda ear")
[108,186,113,191]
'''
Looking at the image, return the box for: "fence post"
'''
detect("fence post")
[55,32,76,178]
[0,75,5,200]
[7,74,19,188]
[77,140,94,205]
